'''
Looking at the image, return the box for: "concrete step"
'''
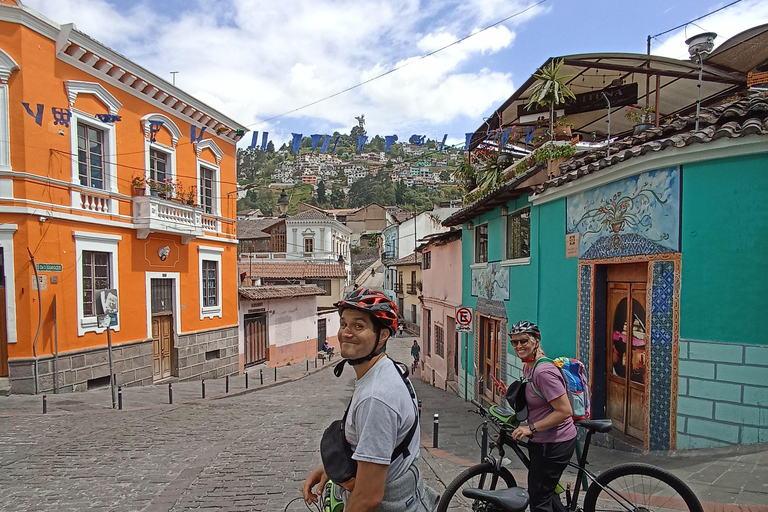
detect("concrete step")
[0,377,10,397]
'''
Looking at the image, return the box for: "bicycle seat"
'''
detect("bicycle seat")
[574,419,613,433]
[462,487,529,512]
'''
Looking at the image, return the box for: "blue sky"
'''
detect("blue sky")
[22,0,768,149]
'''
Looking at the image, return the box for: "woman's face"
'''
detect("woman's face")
[510,334,538,360]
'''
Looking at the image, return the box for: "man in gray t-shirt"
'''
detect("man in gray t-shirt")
[303,288,438,511]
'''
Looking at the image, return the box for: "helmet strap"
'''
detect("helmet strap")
[334,325,387,377]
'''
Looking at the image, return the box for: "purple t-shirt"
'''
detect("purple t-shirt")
[523,361,577,444]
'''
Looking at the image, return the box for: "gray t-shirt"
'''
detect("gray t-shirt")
[345,356,419,483]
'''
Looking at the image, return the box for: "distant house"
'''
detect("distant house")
[237,218,279,254]
[238,260,348,308]
[388,253,422,333]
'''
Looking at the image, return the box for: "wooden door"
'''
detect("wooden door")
[479,315,503,404]
[0,285,6,377]
[152,315,173,380]
[606,280,647,439]
[317,318,326,352]
[244,313,268,365]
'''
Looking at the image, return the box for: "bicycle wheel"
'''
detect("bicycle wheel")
[583,463,703,512]
[436,462,517,512]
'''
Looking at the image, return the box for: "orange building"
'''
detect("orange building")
[0,1,248,393]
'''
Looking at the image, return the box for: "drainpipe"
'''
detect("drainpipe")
[28,248,42,395]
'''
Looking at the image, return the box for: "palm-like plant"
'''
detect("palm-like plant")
[525,59,576,144]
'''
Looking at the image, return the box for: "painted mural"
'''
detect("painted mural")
[471,262,510,301]
[566,167,680,259]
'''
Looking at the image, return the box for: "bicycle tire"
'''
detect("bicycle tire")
[436,462,517,512]
[582,463,703,512]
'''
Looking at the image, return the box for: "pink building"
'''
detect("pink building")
[417,229,462,392]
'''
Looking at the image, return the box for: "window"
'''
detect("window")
[423,251,431,269]
[435,325,444,358]
[304,237,315,253]
[77,123,105,189]
[198,245,223,319]
[149,148,168,184]
[426,309,432,356]
[82,251,111,316]
[202,260,218,307]
[200,166,215,214]
[306,278,331,295]
[506,207,531,260]
[475,224,488,263]
[74,231,121,335]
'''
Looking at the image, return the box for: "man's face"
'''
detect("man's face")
[339,309,385,360]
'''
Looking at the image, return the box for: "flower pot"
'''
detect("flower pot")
[132,186,145,196]
[554,125,572,140]
[497,153,514,168]
[632,123,654,135]
[150,189,158,197]
[465,178,477,188]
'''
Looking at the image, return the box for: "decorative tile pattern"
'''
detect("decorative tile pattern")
[649,260,675,452]
[578,265,592,377]
[581,234,673,260]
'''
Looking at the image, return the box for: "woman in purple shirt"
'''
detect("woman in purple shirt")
[508,321,577,512]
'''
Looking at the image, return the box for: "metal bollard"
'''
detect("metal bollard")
[260,369,263,385]
[481,421,488,462]
[118,386,123,410]
[168,382,173,404]
[274,367,277,381]
[306,360,309,372]
[245,372,249,389]
[202,379,206,399]
[433,413,439,448]
[315,358,317,369]
[226,375,229,393]
[42,394,47,414]
[418,400,422,420]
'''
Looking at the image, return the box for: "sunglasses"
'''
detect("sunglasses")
[510,338,531,347]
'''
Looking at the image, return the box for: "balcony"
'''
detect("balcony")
[407,283,417,295]
[132,195,202,243]
[394,283,403,293]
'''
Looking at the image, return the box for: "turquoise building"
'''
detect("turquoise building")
[443,95,768,452]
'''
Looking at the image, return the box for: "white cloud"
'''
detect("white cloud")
[22,0,543,145]
[652,0,768,60]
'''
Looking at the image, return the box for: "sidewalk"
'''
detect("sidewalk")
[387,335,768,511]
[0,356,335,416]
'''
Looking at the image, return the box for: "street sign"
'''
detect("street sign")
[455,306,473,333]
[36,263,62,272]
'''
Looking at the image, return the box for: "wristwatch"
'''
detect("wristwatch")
[529,423,537,433]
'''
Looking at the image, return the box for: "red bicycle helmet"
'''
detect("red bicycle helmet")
[335,288,398,335]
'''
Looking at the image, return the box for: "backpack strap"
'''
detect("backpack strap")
[389,358,419,462]
[528,357,554,398]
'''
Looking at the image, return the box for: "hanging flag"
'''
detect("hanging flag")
[191,125,206,143]
[357,135,368,154]
[500,128,511,150]
[261,132,269,150]
[148,120,164,143]
[464,133,473,151]
[311,134,323,151]
[525,126,534,145]
[439,134,448,152]
[409,134,426,146]
[249,131,259,149]
[330,134,340,153]
[384,135,396,153]
[22,102,44,126]
[320,134,332,154]
[291,133,302,154]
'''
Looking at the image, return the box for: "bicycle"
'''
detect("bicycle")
[412,356,419,376]
[437,399,704,512]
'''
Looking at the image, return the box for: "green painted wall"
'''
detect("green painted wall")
[680,153,768,345]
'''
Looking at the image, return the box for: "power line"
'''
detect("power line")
[650,0,743,40]
[247,0,548,128]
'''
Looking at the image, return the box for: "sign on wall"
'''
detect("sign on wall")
[455,306,473,333]
[566,166,681,259]
[471,262,510,301]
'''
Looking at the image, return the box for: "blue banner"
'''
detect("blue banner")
[291,133,302,153]
[357,135,368,154]
[384,135,396,153]
[500,128,510,149]
[320,134,332,154]
[439,134,448,152]
[465,133,473,151]
[311,134,323,151]
[261,131,269,150]
[331,135,340,153]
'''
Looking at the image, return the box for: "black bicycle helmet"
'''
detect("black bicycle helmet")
[508,320,541,338]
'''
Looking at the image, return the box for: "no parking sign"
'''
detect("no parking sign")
[455,306,473,333]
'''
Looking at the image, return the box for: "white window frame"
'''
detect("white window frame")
[73,231,121,336]
[0,224,18,344]
[501,206,531,267]
[142,113,181,193]
[194,139,223,217]
[0,48,17,178]
[198,245,223,319]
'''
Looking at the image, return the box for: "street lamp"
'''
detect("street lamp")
[277,189,289,217]
[685,32,717,132]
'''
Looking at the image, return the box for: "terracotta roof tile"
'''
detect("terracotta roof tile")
[237,218,280,239]
[389,253,423,266]
[238,285,326,300]
[238,261,348,279]
[290,209,331,221]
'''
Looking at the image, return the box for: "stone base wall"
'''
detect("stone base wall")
[176,326,239,381]
[8,339,153,394]
[677,339,768,449]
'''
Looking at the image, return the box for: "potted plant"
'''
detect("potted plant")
[184,185,197,206]
[533,142,577,178]
[526,59,576,146]
[554,116,574,140]
[625,105,656,134]
[147,178,160,196]
[159,178,175,199]
[131,174,146,196]
[453,156,477,190]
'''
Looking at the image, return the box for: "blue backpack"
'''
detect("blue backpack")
[530,357,591,420]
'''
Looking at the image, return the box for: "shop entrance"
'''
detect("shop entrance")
[605,263,648,440]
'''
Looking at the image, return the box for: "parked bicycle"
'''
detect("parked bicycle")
[437,399,704,512]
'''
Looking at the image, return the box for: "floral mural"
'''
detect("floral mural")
[566,167,680,259]
[471,262,510,301]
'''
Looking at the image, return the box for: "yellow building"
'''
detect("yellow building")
[391,253,422,333]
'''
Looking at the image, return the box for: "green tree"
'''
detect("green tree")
[330,187,346,208]
[266,140,275,153]
[395,180,407,205]
[316,180,326,204]
[439,170,451,182]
